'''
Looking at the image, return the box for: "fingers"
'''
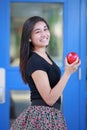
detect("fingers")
[65,57,70,66]
[72,58,81,71]
[65,57,81,71]
[70,57,80,65]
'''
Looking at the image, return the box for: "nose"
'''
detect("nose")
[40,30,46,37]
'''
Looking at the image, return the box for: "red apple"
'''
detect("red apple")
[66,52,79,64]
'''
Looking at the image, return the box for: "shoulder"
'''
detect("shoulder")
[29,52,41,63]
[28,52,44,67]
[26,52,48,76]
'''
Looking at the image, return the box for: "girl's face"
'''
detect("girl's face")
[31,21,50,49]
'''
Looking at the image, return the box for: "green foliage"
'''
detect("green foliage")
[48,33,59,56]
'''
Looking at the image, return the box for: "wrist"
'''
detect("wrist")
[64,70,71,79]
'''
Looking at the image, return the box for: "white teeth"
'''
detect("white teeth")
[40,38,48,42]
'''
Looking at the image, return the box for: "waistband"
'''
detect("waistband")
[31,99,61,110]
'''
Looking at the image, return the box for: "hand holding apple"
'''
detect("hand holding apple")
[66,52,80,64]
[64,52,81,76]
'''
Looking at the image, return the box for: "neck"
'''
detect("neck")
[33,48,46,55]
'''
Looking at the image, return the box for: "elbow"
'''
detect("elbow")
[48,103,54,107]
[44,99,55,107]
[43,95,61,107]
[43,93,60,107]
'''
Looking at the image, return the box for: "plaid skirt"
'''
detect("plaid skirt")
[10,105,67,130]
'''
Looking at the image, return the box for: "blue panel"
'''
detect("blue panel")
[0,89,10,130]
[0,0,10,130]
[79,0,86,129]
[11,0,65,2]
[63,0,81,130]
[6,68,29,90]
[0,0,10,68]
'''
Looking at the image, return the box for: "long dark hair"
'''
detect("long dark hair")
[20,16,49,84]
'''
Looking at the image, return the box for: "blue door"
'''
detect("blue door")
[79,0,87,129]
[63,0,87,129]
[0,0,86,130]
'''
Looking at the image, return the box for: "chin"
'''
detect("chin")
[43,42,49,46]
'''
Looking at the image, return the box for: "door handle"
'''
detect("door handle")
[78,67,81,80]
[0,68,5,103]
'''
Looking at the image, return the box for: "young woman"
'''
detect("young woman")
[10,16,81,130]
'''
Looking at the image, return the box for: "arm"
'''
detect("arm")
[31,58,81,106]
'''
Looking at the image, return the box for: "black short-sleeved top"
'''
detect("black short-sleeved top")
[26,52,61,104]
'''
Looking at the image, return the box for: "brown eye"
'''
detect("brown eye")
[35,30,40,34]
[44,27,48,31]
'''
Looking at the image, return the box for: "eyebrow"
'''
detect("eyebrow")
[33,25,48,32]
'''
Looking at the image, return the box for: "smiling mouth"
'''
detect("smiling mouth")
[40,37,49,42]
